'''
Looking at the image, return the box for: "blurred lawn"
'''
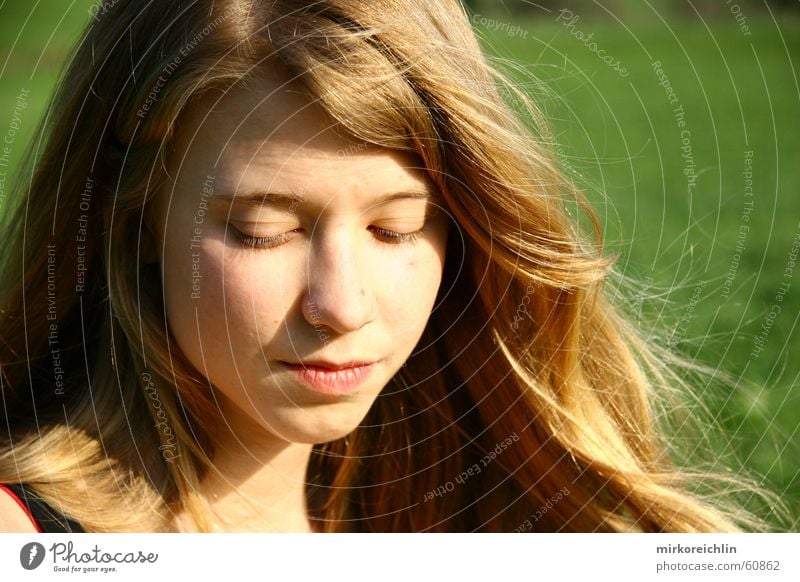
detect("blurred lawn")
[0,0,98,211]
[475,9,799,525]
[1,1,797,527]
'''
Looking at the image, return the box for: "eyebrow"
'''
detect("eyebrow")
[210,189,436,209]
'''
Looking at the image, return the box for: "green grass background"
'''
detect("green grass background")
[1,0,797,528]
[474,4,799,528]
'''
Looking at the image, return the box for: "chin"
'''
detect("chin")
[276,422,362,445]
[258,405,374,445]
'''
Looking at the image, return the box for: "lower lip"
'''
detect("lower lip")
[283,362,376,395]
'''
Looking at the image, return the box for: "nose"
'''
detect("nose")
[301,225,376,335]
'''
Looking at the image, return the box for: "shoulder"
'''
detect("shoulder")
[0,485,39,533]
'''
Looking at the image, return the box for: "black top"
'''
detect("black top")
[3,483,85,533]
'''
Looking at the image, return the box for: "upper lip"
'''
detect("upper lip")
[281,360,375,371]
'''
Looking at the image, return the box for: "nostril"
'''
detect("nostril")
[301,289,374,334]
[304,297,324,323]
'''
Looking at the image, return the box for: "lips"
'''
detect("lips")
[280,360,377,395]
[283,359,374,371]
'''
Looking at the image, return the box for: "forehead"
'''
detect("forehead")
[172,73,432,199]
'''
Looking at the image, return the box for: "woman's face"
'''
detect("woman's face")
[155,75,448,445]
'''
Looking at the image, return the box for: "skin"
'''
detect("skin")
[0,487,38,532]
[153,73,448,531]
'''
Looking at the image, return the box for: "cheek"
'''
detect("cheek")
[161,232,291,369]
[190,243,298,348]
[380,242,446,330]
[160,223,201,345]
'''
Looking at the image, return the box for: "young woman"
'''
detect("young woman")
[0,0,780,532]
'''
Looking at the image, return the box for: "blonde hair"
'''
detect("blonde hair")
[0,0,783,532]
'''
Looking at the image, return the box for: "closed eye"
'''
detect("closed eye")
[227,224,425,249]
[228,225,301,249]
[368,225,424,245]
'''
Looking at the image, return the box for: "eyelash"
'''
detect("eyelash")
[232,229,296,249]
[369,226,424,245]
[229,225,424,249]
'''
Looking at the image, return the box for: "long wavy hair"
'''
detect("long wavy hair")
[0,0,781,532]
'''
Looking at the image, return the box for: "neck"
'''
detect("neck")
[172,410,316,532]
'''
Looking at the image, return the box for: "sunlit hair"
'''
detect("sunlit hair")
[0,0,783,532]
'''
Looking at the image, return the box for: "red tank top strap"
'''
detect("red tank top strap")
[0,483,85,533]
[0,483,43,532]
